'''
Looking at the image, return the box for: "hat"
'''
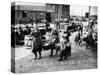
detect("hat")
[62,33,67,38]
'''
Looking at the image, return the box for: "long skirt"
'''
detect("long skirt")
[32,39,42,53]
[61,46,71,57]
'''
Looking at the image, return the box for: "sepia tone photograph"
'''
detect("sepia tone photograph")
[11,1,98,73]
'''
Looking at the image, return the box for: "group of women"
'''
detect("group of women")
[28,22,72,61]
[11,20,97,61]
[74,21,97,51]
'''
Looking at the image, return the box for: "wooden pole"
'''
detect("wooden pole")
[88,6,91,25]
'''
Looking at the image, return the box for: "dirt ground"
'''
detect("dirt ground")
[11,32,97,73]
[14,50,97,73]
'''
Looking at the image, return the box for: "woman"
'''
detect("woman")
[75,31,81,45]
[29,23,42,60]
[49,22,60,57]
[58,36,71,61]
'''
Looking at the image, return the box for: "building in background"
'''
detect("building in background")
[46,3,70,22]
[11,2,70,24]
[89,6,98,20]
[11,1,97,24]
[11,1,46,24]
[70,5,97,21]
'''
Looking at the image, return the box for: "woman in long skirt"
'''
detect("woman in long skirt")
[58,35,71,61]
[30,23,42,60]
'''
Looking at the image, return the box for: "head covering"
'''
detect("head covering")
[62,33,67,38]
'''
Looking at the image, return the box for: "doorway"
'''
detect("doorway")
[46,13,51,22]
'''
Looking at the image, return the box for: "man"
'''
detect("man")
[90,20,95,29]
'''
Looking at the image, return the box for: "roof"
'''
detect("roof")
[11,1,46,11]
[11,1,46,6]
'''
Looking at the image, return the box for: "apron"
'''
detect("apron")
[32,31,42,52]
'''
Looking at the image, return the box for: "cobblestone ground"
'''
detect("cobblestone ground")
[12,32,97,73]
